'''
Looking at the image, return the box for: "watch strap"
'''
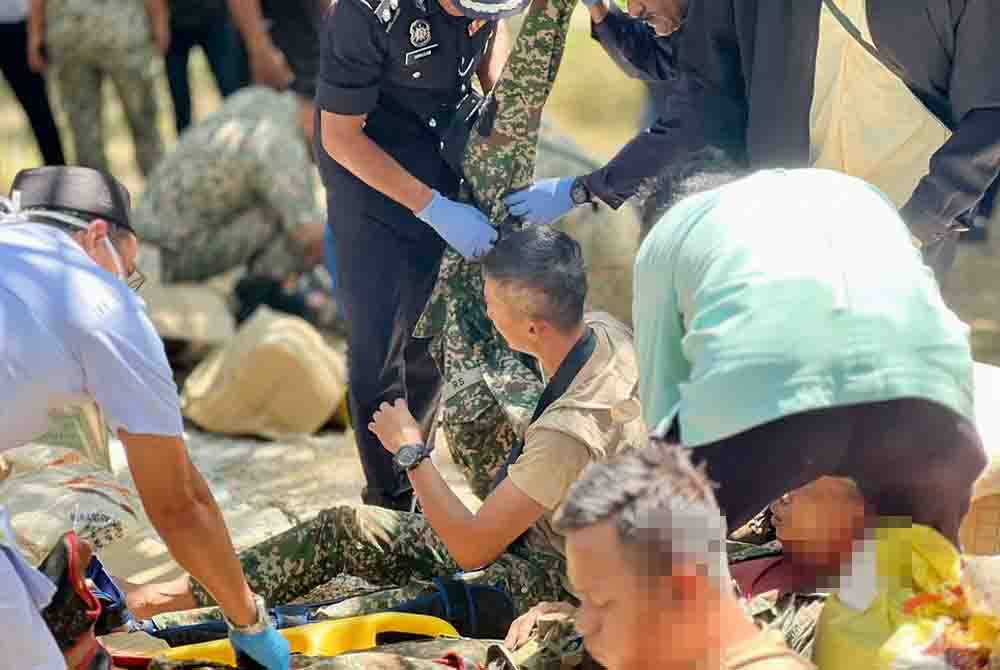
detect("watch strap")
[395,442,433,472]
[570,176,592,206]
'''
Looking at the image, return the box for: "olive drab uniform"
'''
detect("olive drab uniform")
[315,0,499,508]
[133,87,323,283]
[44,0,164,175]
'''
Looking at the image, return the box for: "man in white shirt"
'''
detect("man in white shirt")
[0,166,289,670]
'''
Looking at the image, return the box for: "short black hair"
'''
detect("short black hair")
[553,441,729,582]
[637,147,747,239]
[481,226,587,333]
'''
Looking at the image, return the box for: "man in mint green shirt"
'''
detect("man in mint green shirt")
[633,157,986,547]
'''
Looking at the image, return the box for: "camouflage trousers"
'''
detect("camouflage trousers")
[158,208,305,283]
[51,46,164,176]
[184,505,568,619]
[151,631,582,670]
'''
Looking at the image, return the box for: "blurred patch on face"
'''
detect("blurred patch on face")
[769,477,866,570]
[566,520,716,669]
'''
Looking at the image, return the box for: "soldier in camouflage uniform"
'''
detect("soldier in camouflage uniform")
[412,0,577,501]
[27,0,167,175]
[130,228,646,633]
[133,86,326,284]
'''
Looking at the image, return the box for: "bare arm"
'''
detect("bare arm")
[321,111,434,212]
[145,0,171,55]
[226,0,294,88]
[409,462,546,569]
[369,399,545,569]
[27,0,47,72]
[477,20,511,94]
[121,431,258,626]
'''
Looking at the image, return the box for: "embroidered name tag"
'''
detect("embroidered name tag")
[405,43,439,66]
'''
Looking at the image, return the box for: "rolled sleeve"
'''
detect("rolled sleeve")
[317,0,386,116]
[590,6,679,82]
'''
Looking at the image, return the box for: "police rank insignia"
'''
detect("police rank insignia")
[409,19,432,48]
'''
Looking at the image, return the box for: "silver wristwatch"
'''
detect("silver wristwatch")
[224,594,270,635]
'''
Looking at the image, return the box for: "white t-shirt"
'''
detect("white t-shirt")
[0,223,184,450]
[0,0,28,23]
[0,509,64,670]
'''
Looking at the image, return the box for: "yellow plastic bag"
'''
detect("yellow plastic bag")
[814,524,963,670]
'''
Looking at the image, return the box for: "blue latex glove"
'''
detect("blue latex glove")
[230,625,291,670]
[415,190,497,261]
[502,177,575,225]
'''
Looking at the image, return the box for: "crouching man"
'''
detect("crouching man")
[127,226,647,622]
[553,443,814,670]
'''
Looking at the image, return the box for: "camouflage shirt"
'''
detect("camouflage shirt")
[134,87,322,260]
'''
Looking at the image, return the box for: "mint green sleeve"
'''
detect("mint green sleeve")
[633,229,691,433]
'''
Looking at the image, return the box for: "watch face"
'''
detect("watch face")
[396,444,423,468]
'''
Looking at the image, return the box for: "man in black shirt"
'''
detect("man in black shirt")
[503,0,1000,279]
[315,0,516,510]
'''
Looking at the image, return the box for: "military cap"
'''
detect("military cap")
[10,166,134,233]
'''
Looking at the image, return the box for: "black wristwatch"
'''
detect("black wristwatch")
[394,442,433,472]
[569,176,592,206]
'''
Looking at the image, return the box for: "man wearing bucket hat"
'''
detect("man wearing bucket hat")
[315,0,519,511]
[0,166,290,670]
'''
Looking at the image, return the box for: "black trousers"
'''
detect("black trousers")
[326,183,448,507]
[682,398,987,548]
[0,20,65,165]
[165,12,248,133]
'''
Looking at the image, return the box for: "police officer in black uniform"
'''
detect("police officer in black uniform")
[316,0,521,510]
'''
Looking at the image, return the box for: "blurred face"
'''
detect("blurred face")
[625,0,688,36]
[769,477,866,571]
[483,275,537,355]
[567,521,714,670]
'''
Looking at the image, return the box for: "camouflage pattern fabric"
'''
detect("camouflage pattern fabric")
[743,591,827,661]
[45,0,165,175]
[177,505,569,624]
[413,0,577,497]
[726,540,784,565]
[133,87,323,283]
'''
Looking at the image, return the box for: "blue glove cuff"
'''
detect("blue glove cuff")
[415,190,442,225]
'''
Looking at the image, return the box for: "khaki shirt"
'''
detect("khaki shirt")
[508,313,646,557]
[725,630,816,670]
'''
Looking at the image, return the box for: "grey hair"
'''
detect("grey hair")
[553,441,730,583]
[481,225,587,333]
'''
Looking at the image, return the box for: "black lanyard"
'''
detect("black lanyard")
[492,326,598,490]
